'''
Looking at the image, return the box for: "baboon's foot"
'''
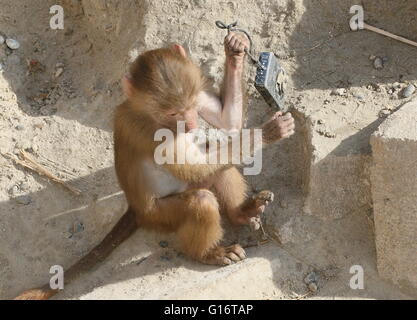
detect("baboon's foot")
[252,190,274,208]
[242,190,274,230]
[199,244,246,266]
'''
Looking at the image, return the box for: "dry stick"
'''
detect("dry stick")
[363,23,417,48]
[6,150,81,196]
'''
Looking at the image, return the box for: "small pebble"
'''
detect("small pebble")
[15,195,32,205]
[55,62,64,68]
[317,119,324,125]
[9,185,19,196]
[393,82,401,89]
[373,57,383,70]
[402,84,415,98]
[6,38,20,50]
[0,35,4,45]
[55,68,64,78]
[379,109,391,118]
[324,132,336,138]
[159,240,169,248]
[15,124,24,131]
[0,63,3,71]
[331,88,346,96]
[304,271,318,284]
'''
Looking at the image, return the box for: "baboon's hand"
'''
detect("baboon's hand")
[224,32,250,63]
[262,112,295,144]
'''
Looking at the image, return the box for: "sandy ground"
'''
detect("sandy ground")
[0,0,416,299]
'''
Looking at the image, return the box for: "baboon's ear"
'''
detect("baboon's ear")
[122,75,134,98]
[172,44,188,58]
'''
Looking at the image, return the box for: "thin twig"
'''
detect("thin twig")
[291,292,311,300]
[364,23,417,48]
[4,151,81,196]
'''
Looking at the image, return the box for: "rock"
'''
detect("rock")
[379,109,391,118]
[373,57,383,70]
[15,195,32,205]
[15,124,24,131]
[5,38,20,50]
[317,119,324,124]
[367,83,381,92]
[308,282,318,292]
[304,271,318,284]
[0,34,4,45]
[402,84,415,98]
[331,88,346,96]
[8,185,19,196]
[55,62,64,68]
[55,68,64,78]
[324,131,336,138]
[393,82,401,89]
[371,100,417,290]
[159,240,169,248]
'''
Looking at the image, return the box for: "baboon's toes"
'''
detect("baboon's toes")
[254,190,274,207]
[225,244,246,261]
[201,244,246,266]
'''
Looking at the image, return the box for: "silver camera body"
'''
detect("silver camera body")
[254,52,287,112]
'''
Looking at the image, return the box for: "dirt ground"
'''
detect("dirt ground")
[0,0,416,299]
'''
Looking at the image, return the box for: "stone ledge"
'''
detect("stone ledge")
[370,99,417,292]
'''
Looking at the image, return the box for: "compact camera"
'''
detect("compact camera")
[254,52,287,112]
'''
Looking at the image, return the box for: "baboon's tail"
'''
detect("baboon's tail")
[14,207,137,300]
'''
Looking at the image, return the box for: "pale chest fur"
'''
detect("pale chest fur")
[141,158,188,198]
